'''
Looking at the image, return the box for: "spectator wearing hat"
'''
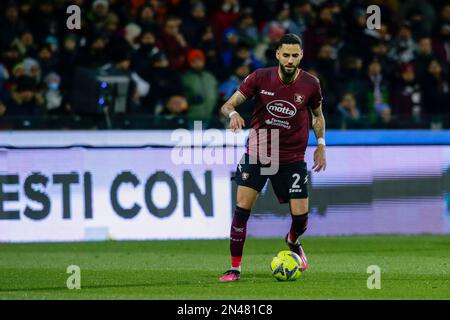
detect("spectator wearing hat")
[23,58,41,83]
[181,49,218,122]
[88,0,111,34]
[390,64,422,120]
[1,76,43,116]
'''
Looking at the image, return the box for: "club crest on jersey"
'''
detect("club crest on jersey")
[294,93,305,105]
[242,172,250,180]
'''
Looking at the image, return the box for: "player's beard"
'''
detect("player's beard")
[279,62,300,82]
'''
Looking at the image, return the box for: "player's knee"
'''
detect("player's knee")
[236,199,254,210]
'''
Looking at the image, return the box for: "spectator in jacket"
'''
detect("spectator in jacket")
[181,49,218,122]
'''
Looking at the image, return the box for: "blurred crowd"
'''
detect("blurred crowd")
[0,0,449,129]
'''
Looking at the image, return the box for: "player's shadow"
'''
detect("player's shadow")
[0,278,228,292]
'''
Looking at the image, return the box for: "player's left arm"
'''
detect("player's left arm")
[310,104,327,172]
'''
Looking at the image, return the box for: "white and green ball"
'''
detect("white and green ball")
[270,250,303,281]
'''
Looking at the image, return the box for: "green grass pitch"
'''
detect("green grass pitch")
[0,235,449,299]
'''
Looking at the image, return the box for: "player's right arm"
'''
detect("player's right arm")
[221,90,247,133]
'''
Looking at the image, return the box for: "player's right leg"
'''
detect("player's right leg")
[219,154,266,282]
[219,186,258,282]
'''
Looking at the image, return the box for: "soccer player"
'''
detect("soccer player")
[218,34,326,282]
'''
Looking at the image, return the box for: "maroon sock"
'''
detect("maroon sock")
[230,206,251,267]
[289,213,308,243]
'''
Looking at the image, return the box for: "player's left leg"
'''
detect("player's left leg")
[270,160,310,271]
[286,198,309,271]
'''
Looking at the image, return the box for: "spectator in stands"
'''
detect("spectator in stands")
[218,62,253,122]
[147,52,184,115]
[302,3,340,63]
[227,43,263,71]
[219,63,250,102]
[87,0,111,35]
[0,3,26,51]
[414,37,435,81]
[400,0,436,38]
[37,45,58,79]
[432,16,450,70]
[1,76,43,116]
[210,0,241,48]
[23,58,41,83]
[314,44,339,111]
[274,2,297,36]
[336,93,361,128]
[363,59,391,124]
[77,33,110,68]
[388,22,416,63]
[181,2,209,48]
[421,59,450,118]
[390,64,422,121]
[131,29,160,82]
[181,49,218,122]
[369,40,396,76]
[11,30,36,58]
[157,16,188,71]
[336,56,366,109]
[235,7,259,49]
[135,4,158,32]
[262,22,286,67]
[340,7,374,62]
[58,34,79,91]
[43,72,63,113]
[102,40,140,113]
[290,0,313,36]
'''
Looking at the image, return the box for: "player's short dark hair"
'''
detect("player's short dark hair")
[277,33,303,50]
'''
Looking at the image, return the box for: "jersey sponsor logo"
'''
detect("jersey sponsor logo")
[260,89,275,96]
[294,93,305,104]
[265,118,291,129]
[266,100,297,119]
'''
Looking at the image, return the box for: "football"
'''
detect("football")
[270,250,303,281]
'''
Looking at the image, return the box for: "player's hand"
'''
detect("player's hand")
[229,113,245,133]
[312,145,326,172]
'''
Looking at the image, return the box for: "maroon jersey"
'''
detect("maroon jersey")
[238,67,323,164]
